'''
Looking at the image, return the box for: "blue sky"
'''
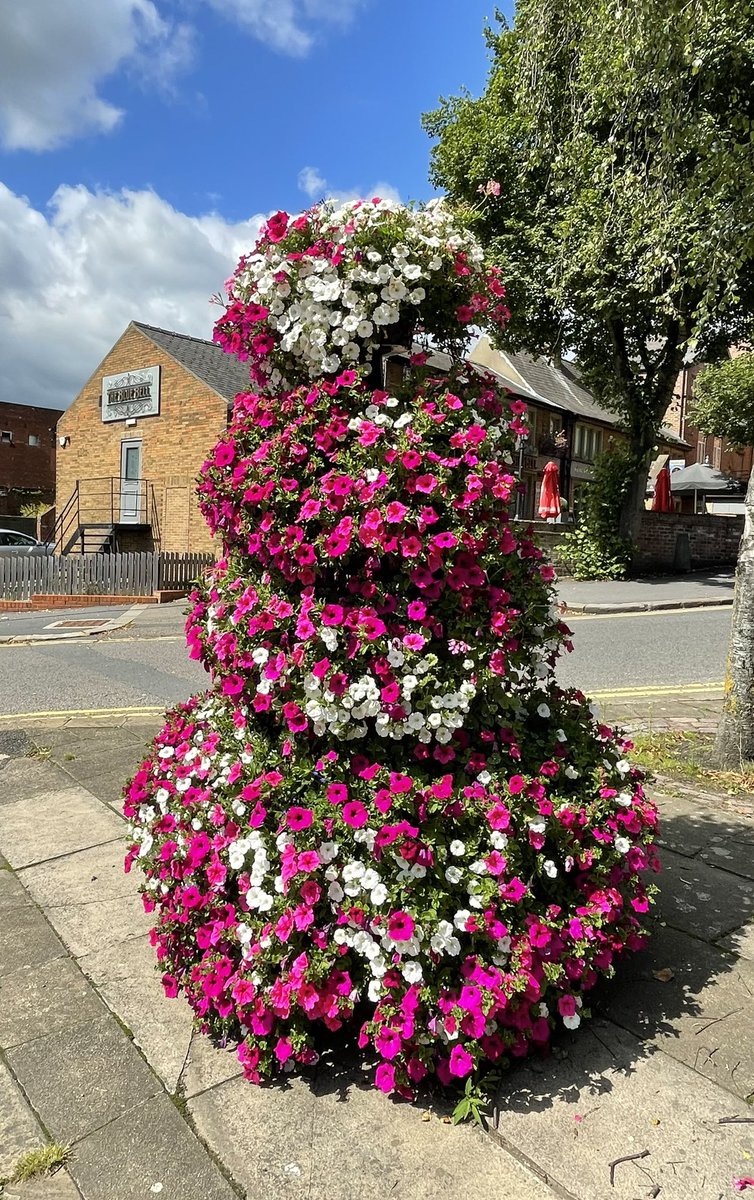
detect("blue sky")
[0,1,512,409]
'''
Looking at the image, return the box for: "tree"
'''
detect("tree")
[692,353,754,765]
[19,496,53,542]
[124,199,658,1104]
[424,0,754,541]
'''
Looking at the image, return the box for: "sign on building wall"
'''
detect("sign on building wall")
[101,366,160,422]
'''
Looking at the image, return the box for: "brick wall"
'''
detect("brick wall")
[57,326,226,554]
[534,513,743,574]
[0,402,63,515]
[633,511,743,572]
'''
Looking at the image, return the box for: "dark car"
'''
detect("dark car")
[0,530,54,555]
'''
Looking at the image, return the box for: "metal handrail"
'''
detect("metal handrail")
[53,477,157,553]
[51,481,80,551]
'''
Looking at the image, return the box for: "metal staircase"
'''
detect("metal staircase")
[52,478,159,554]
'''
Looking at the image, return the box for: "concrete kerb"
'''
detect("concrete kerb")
[0,604,147,645]
[561,596,734,616]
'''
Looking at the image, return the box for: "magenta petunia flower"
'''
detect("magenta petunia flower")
[342,801,368,828]
[387,911,415,941]
[326,783,348,805]
[286,806,313,831]
[448,1044,474,1077]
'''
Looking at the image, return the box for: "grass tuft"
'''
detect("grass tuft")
[3,1143,71,1184]
[631,731,754,795]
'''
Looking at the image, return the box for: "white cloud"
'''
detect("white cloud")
[0,1,370,152]
[297,166,328,200]
[206,0,367,56]
[296,165,401,206]
[0,0,193,152]
[0,183,265,410]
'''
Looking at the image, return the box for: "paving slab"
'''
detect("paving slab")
[719,920,754,963]
[0,868,33,912]
[6,1015,161,1144]
[18,841,151,959]
[603,922,754,1101]
[89,769,133,810]
[700,831,754,880]
[189,1068,557,1200]
[78,935,193,1094]
[0,786,124,870]
[1,1170,82,1199]
[179,1030,243,1100]
[0,956,106,1050]
[57,745,146,788]
[652,790,735,858]
[0,758,73,805]
[0,904,66,979]
[70,1093,235,1200]
[0,1062,47,1179]
[494,1019,754,1200]
[655,847,754,939]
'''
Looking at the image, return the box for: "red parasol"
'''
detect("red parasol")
[538,461,561,519]
[652,463,673,512]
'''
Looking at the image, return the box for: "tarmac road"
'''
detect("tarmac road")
[0,599,733,719]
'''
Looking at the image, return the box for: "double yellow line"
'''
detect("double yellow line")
[0,683,725,723]
[589,682,723,700]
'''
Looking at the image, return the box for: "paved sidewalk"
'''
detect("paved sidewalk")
[557,569,735,614]
[1,719,753,1200]
[0,603,148,645]
[0,720,554,1200]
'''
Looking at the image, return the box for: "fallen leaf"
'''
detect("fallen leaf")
[574,1114,584,1123]
[733,1179,754,1192]
[652,968,675,983]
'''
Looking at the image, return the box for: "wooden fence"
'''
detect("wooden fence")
[0,552,214,602]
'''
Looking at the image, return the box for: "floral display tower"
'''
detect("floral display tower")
[125,198,659,1101]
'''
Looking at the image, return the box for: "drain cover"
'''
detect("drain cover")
[46,619,109,630]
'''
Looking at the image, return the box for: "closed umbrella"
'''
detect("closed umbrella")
[538,461,561,521]
[652,463,673,512]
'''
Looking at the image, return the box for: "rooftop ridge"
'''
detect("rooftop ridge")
[133,320,220,349]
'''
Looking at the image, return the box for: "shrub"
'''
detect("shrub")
[560,445,634,579]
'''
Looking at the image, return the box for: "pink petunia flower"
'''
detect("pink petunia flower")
[342,801,368,828]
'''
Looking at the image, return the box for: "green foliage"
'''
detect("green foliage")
[424,0,754,531]
[692,353,754,449]
[451,1072,501,1126]
[19,498,52,519]
[560,446,635,579]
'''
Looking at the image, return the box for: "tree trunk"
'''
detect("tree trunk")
[715,460,754,766]
[617,451,652,542]
[606,317,686,545]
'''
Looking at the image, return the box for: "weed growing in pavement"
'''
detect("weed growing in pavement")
[1,1143,71,1184]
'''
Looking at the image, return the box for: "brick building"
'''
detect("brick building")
[469,338,687,519]
[664,351,754,483]
[0,401,62,519]
[56,322,253,554]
